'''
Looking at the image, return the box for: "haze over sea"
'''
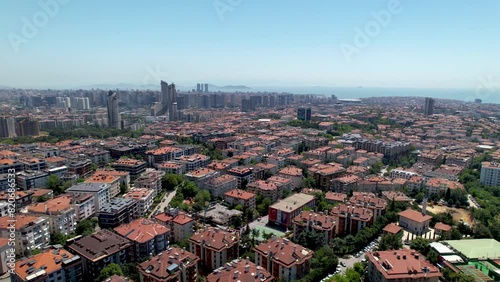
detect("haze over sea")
[207,86,499,104]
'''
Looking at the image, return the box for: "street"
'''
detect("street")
[148,190,177,218]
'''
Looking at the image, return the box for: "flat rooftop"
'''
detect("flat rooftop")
[270,193,315,212]
[445,239,500,260]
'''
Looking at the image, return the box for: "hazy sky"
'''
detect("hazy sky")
[1,0,499,89]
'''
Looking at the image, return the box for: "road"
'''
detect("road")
[467,194,480,209]
[149,190,177,218]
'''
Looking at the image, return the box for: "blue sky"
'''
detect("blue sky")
[1,0,499,89]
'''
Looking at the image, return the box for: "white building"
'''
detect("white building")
[0,215,50,256]
[480,161,500,187]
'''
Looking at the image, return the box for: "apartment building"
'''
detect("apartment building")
[97,197,138,229]
[134,168,165,195]
[66,183,111,211]
[185,168,219,190]
[277,166,303,190]
[480,161,500,187]
[254,238,313,282]
[311,164,346,190]
[293,211,336,245]
[189,227,239,271]
[0,158,24,174]
[67,229,132,280]
[146,147,184,166]
[15,170,48,190]
[247,180,281,202]
[331,204,373,236]
[137,247,199,282]
[176,154,211,172]
[157,161,184,175]
[27,195,77,235]
[65,192,95,220]
[0,215,50,256]
[227,166,254,189]
[332,174,361,193]
[0,190,33,212]
[95,169,131,190]
[154,209,195,243]
[114,218,170,261]
[424,178,464,196]
[68,159,93,179]
[110,158,147,180]
[224,189,256,210]
[13,246,82,282]
[206,258,274,282]
[123,188,155,217]
[349,192,387,221]
[366,249,441,282]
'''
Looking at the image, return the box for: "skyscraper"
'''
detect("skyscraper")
[107,91,121,129]
[167,83,177,121]
[424,98,435,116]
[0,117,16,138]
[204,83,209,93]
[297,107,312,121]
[197,83,201,93]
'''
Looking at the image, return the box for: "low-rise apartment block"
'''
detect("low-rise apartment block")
[224,189,256,210]
[0,215,50,256]
[189,227,239,271]
[268,193,316,228]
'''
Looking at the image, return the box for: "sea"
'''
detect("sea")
[245,86,500,104]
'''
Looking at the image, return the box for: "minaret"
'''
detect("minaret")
[422,196,427,216]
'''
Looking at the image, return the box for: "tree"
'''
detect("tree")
[296,230,324,250]
[121,263,139,282]
[474,223,492,238]
[76,219,97,236]
[162,174,183,191]
[47,174,61,190]
[97,263,123,281]
[378,233,403,251]
[119,183,128,195]
[235,204,243,211]
[193,190,211,211]
[257,197,272,216]
[427,250,439,264]
[409,238,431,255]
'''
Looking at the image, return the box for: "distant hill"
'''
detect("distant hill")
[0,86,13,89]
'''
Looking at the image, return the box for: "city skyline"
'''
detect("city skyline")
[1,0,499,91]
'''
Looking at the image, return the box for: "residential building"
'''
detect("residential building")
[254,238,313,282]
[154,209,195,243]
[204,174,238,198]
[66,183,111,211]
[107,91,121,129]
[228,166,254,189]
[293,211,336,245]
[247,180,281,202]
[134,169,165,195]
[68,158,93,179]
[424,97,435,116]
[97,197,138,229]
[95,169,131,191]
[206,258,274,282]
[27,195,77,235]
[176,154,211,172]
[268,193,316,228]
[114,218,170,261]
[199,203,243,226]
[224,189,256,210]
[0,158,23,174]
[424,178,464,196]
[325,192,347,204]
[0,215,50,256]
[277,166,303,190]
[331,204,373,236]
[349,192,387,221]
[0,190,33,212]
[157,161,184,175]
[110,158,147,181]
[15,170,49,190]
[480,161,500,187]
[67,229,131,280]
[189,227,239,271]
[137,247,199,282]
[311,164,346,190]
[123,188,155,217]
[65,192,95,220]
[297,107,311,121]
[366,249,441,282]
[332,174,361,193]
[186,168,219,191]
[85,172,121,198]
[13,246,82,282]
[146,147,184,167]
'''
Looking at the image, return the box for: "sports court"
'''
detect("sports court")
[445,239,500,260]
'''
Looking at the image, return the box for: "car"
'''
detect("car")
[361,258,367,262]
[340,262,346,267]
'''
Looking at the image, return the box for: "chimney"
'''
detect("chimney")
[234,270,239,279]
[293,245,297,254]
[245,265,250,273]
[256,266,261,277]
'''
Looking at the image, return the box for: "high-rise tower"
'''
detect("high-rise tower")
[107,91,121,129]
